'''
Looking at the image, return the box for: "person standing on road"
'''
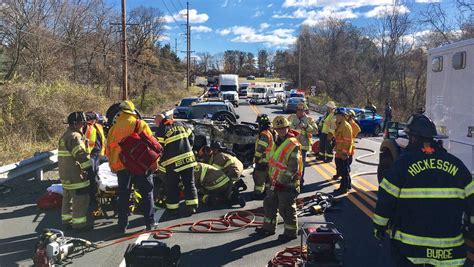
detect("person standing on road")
[84,112,106,204]
[255,116,303,242]
[332,108,353,194]
[383,102,392,132]
[318,101,336,163]
[155,114,199,216]
[347,110,361,173]
[252,113,275,200]
[59,112,94,232]
[373,114,473,266]
[288,103,318,186]
[106,101,156,233]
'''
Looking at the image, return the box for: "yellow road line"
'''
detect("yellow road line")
[355,176,379,191]
[250,103,374,218]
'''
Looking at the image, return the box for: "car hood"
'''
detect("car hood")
[175,106,191,112]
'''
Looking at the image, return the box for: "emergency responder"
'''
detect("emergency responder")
[255,116,303,242]
[155,114,199,216]
[383,102,392,132]
[206,141,244,183]
[332,108,353,194]
[347,110,361,173]
[84,112,106,202]
[373,114,473,266]
[318,101,336,163]
[59,112,93,232]
[193,162,245,207]
[288,103,318,186]
[106,101,156,233]
[252,113,274,200]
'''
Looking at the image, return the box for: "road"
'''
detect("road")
[0,100,391,267]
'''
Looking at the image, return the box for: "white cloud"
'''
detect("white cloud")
[158,35,170,42]
[163,9,209,24]
[219,25,297,46]
[282,0,393,8]
[259,23,270,30]
[267,3,273,7]
[163,25,172,30]
[365,5,410,18]
[222,0,228,7]
[192,25,212,33]
[253,10,264,17]
[415,0,441,2]
[274,7,359,25]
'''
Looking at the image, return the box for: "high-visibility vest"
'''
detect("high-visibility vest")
[321,112,336,135]
[267,137,302,186]
[85,123,106,156]
[254,130,274,164]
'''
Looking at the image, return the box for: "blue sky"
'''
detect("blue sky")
[122,0,458,56]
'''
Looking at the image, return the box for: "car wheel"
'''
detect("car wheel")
[374,125,382,136]
[377,148,393,184]
[211,110,237,123]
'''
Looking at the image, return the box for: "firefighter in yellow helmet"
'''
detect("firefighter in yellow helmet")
[255,116,303,242]
[287,102,318,186]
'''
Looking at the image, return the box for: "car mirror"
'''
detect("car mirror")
[388,121,399,139]
[236,114,240,119]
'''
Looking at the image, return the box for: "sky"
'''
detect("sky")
[122,0,459,57]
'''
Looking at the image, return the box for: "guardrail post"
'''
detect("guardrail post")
[35,169,43,182]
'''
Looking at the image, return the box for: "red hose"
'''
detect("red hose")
[269,246,305,266]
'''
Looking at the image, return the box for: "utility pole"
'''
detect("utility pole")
[298,37,301,90]
[186,1,191,89]
[121,0,128,100]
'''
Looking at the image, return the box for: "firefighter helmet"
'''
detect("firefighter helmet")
[347,109,356,117]
[256,113,271,126]
[334,107,347,116]
[86,111,98,121]
[119,100,137,115]
[272,116,290,129]
[404,114,438,138]
[66,112,87,125]
[326,101,336,109]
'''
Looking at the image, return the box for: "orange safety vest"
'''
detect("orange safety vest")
[254,130,274,163]
[267,137,302,186]
[85,123,106,156]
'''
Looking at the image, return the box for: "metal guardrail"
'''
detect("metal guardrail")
[0,150,58,185]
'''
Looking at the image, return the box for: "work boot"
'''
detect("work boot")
[185,205,197,216]
[277,234,297,242]
[146,223,158,231]
[333,186,348,195]
[332,175,340,180]
[237,195,246,208]
[233,179,248,192]
[255,227,275,236]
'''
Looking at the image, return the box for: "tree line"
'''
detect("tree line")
[0,0,182,109]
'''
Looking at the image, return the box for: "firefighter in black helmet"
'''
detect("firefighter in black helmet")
[252,113,274,200]
[373,114,473,266]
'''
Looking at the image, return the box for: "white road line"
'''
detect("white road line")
[118,208,165,267]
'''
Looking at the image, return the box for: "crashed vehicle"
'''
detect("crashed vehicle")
[105,102,258,168]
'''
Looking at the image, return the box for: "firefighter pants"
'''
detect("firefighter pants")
[390,241,432,267]
[335,157,351,189]
[61,187,90,229]
[117,170,155,229]
[253,163,269,193]
[318,133,334,161]
[301,150,307,185]
[262,189,298,237]
[165,167,198,210]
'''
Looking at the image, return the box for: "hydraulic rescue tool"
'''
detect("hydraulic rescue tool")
[301,222,344,266]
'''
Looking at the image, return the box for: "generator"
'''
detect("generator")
[301,222,344,267]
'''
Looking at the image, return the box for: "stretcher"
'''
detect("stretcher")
[94,163,119,218]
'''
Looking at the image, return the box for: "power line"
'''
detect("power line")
[161,0,186,34]
[177,0,186,10]
[170,0,183,14]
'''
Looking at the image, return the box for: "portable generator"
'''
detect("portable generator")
[301,222,344,267]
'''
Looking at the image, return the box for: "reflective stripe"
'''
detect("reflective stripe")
[161,151,195,167]
[71,144,86,156]
[80,160,92,169]
[471,216,474,224]
[166,203,180,209]
[284,224,297,230]
[264,217,274,224]
[58,150,72,157]
[157,137,165,143]
[393,231,464,248]
[254,185,265,193]
[399,188,465,199]
[373,213,389,226]
[71,216,87,224]
[61,214,72,221]
[465,181,474,197]
[254,151,263,157]
[175,161,197,172]
[223,158,234,168]
[185,199,198,206]
[380,178,401,198]
[206,175,230,191]
[158,165,166,173]
[257,140,268,147]
[407,257,466,266]
[200,164,209,184]
[164,133,188,144]
[62,180,90,190]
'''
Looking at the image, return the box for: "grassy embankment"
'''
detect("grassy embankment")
[0,81,202,165]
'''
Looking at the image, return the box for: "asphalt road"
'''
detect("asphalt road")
[0,99,391,267]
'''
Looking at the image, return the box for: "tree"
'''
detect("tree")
[257,49,268,76]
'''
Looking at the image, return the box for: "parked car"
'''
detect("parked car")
[186,101,240,123]
[173,97,201,119]
[239,83,249,97]
[325,107,383,136]
[207,86,219,97]
[283,97,306,113]
[246,75,255,80]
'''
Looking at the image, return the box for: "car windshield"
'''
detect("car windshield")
[254,87,266,93]
[288,97,305,103]
[239,85,248,90]
[179,99,196,107]
[220,85,237,92]
[290,93,304,98]
[188,105,227,119]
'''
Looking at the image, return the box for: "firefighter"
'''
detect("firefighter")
[333,110,361,180]
[255,116,303,242]
[193,162,245,207]
[106,101,156,233]
[332,108,353,194]
[318,101,336,163]
[373,114,473,266]
[287,103,318,186]
[206,141,244,183]
[252,113,274,200]
[58,112,93,232]
[84,112,106,202]
[155,114,199,216]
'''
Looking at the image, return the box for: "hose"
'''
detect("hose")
[354,146,378,166]
[268,246,304,266]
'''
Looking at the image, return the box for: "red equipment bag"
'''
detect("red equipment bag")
[312,140,320,155]
[37,191,63,210]
[119,119,163,176]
